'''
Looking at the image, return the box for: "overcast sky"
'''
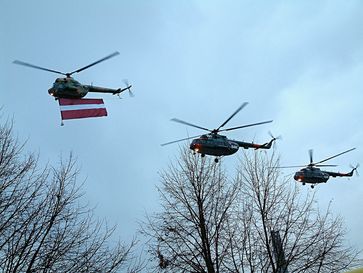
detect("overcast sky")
[1,0,362,261]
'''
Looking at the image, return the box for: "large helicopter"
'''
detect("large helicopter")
[161,102,278,162]
[13,51,132,99]
[280,148,358,188]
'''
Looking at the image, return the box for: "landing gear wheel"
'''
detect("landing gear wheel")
[302,182,306,186]
[201,154,205,158]
[214,158,219,163]
[310,185,314,189]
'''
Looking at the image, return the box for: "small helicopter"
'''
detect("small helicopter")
[161,102,278,162]
[279,148,358,188]
[13,51,132,99]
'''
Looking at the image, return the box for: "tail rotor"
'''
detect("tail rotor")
[268,131,281,142]
[254,131,281,150]
[349,163,360,176]
[268,131,281,147]
[123,79,134,97]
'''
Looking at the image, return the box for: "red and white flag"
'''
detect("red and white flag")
[58,98,107,122]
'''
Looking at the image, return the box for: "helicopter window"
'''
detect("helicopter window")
[72,80,81,87]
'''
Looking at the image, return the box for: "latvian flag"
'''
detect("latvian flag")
[58,98,107,122]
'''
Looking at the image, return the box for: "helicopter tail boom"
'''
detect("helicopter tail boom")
[233,140,273,150]
[84,85,132,96]
[233,132,278,150]
[254,139,275,150]
[325,164,359,178]
[325,171,353,178]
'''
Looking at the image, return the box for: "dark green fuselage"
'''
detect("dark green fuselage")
[48,77,121,99]
[190,134,240,156]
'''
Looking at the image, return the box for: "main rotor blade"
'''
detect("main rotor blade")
[217,102,248,131]
[277,164,337,168]
[161,135,202,146]
[315,164,338,167]
[13,60,67,76]
[170,118,211,132]
[314,148,356,165]
[220,120,273,132]
[276,165,307,169]
[309,149,313,165]
[69,51,120,75]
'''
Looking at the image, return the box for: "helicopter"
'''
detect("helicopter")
[13,51,132,99]
[161,102,278,162]
[279,148,358,188]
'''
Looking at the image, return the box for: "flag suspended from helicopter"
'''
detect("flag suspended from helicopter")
[58,98,107,123]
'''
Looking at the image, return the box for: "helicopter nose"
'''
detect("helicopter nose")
[190,142,201,153]
[294,173,304,182]
[190,140,197,148]
[48,88,56,97]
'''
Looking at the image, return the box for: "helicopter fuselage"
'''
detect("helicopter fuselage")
[48,77,122,99]
[294,167,330,184]
[190,134,239,156]
[48,78,86,98]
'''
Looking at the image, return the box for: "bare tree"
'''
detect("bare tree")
[143,149,240,273]
[0,118,141,273]
[144,148,360,273]
[228,150,360,273]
